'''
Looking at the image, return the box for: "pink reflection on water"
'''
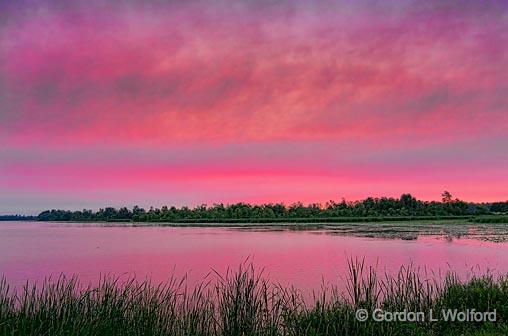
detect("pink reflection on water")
[1,222,508,296]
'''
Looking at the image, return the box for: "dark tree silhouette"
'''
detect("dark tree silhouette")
[442,191,453,203]
[35,193,506,222]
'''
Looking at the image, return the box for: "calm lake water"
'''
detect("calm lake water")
[2,221,508,294]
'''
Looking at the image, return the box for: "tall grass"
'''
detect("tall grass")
[1,260,507,335]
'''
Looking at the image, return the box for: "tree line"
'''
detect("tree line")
[0,215,36,221]
[36,192,508,222]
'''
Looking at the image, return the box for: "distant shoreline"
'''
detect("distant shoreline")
[4,194,508,224]
[0,215,476,223]
[3,214,508,224]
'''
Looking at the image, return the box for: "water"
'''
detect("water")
[2,221,508,294]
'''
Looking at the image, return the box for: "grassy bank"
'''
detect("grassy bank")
[35,214,508,224]
[130,214,508,224]
[133,215,474,224]
[1,261,508,335]
[470,215,508,224]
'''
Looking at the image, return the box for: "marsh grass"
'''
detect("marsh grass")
[1,260,508,336]
[471,215,508,224]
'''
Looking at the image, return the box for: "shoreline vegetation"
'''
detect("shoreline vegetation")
[2,215,508,225]
[1,260,507,336]
[30,193,507,223]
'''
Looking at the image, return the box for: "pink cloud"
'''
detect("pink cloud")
[0,0,507,212]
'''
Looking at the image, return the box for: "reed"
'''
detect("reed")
[1,260,507,335]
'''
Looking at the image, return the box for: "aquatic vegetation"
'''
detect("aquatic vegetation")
[1,261,507,335]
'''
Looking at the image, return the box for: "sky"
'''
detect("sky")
[1,0,507,214]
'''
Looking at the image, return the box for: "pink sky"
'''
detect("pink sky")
[1,0,507,214]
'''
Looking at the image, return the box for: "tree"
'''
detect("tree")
[442,191,453,203]
[36,193,497,222]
